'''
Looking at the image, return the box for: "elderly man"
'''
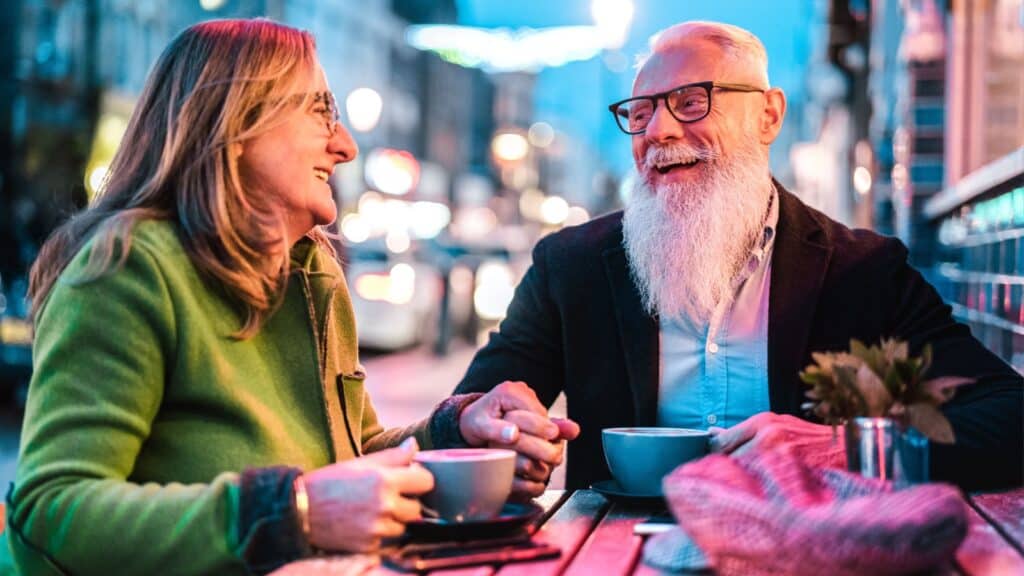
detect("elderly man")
[455,21,1022,491]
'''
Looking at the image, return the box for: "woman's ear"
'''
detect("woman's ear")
[230,142,244,159]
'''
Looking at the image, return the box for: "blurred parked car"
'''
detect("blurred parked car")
[424,234,526,348]
[346,242,444,351]
[344,234,526,353]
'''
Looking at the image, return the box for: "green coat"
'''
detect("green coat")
[5,220,444,575]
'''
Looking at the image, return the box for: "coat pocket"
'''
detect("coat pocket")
[336,371,367,457]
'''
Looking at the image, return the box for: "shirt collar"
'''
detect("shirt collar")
[728,184,778,296]
[750,185,779,264]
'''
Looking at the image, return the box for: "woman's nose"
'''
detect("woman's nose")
[329,121,358,162]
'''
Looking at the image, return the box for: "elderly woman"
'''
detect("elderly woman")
[4,18,577,575]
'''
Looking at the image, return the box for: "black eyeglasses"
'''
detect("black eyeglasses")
[608,81,766,135]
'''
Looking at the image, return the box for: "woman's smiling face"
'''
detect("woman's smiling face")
[238,60,357,245]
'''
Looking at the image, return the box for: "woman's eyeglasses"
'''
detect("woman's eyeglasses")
[309,91,342,136]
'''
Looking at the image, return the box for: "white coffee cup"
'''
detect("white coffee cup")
[414,448,516,522]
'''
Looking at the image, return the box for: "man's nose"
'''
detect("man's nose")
[644,103,684,143]
[329,121,358,163]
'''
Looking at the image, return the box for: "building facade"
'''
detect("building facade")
[924,0,1024,370]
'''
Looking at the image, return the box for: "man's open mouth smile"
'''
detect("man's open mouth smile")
[655,159,701,174]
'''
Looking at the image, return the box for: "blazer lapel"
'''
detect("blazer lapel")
[768,186,832,415]
[603,245,660,426]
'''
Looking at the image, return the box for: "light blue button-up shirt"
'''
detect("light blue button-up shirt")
[656,189,778,430]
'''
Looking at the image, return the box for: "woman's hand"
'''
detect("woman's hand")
[301,438,434,552]
[458,381,581,499]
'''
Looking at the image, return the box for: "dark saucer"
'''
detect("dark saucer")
[591,479,665,504]
[404,501,544,542]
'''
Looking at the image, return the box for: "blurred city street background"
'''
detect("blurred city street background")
[0,0,1022,489]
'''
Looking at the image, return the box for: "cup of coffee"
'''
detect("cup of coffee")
[602,427,710,496]
[413,448,516,522]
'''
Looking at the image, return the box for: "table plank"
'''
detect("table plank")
[495,490,610,576]
[531,490,570,530]
[969,489,1024,555]
[562,498,664,576]
[955,500,1024,576]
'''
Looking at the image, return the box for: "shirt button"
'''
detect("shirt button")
[707,342,719,354]
[706,414,718,425]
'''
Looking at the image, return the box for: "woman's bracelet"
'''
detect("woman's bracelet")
[292,473,311,542]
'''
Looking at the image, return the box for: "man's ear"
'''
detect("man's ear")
[759,88,787,145]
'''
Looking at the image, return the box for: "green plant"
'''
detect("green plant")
[799,339,972,443]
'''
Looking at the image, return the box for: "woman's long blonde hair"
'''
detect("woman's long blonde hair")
[28,18,334,338]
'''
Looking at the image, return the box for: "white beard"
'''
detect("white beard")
[622,140,773,325]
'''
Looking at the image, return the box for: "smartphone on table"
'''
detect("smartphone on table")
[633,511,676,535]
[385,536,560,572]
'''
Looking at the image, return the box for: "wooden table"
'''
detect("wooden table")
[277,487,1024,575]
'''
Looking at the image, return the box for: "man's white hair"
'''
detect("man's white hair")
[635,21,770,87]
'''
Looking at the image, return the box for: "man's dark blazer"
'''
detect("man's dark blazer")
[455,183,1023,491]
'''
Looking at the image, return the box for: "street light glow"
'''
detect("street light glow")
[365,148,420,195]
[406,24,610,73]
[540,195,570,225]
[341,213,370,243]
[474,261,515,320]
[565,206,591,226]
[453,206,498,240]
[86,165,108,196]
[387,264,416,304]
[410,201,451,239]
[385,229,411,254]
[345,87,383,133]
[853,166,873,195]
[199,0,227,11]
[528,122,555,148]
[591,0,634,49]
[492,132,529,162]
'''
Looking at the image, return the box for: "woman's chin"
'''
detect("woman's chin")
[314,212,337,229]
[312,202,338,227]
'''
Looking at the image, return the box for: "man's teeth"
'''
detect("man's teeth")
[655,159,699,173]
[313,169,330,181]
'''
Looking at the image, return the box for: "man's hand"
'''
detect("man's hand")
[302,438,434,552]
[709,412,846,469]
[459,381,581,498]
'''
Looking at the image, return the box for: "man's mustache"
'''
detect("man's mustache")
[642,144,720,172]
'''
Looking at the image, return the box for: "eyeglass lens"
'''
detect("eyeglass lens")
[312,92,340,135]
[617,85,710,132]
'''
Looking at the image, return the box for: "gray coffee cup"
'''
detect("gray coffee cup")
[413,448,515,522]
[602,427,710,496]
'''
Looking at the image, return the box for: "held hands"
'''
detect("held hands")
[458,381,581,498]
[301,437,433,552]
[709,412,847,469]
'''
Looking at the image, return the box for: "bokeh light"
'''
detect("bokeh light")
[345,87,383,133]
